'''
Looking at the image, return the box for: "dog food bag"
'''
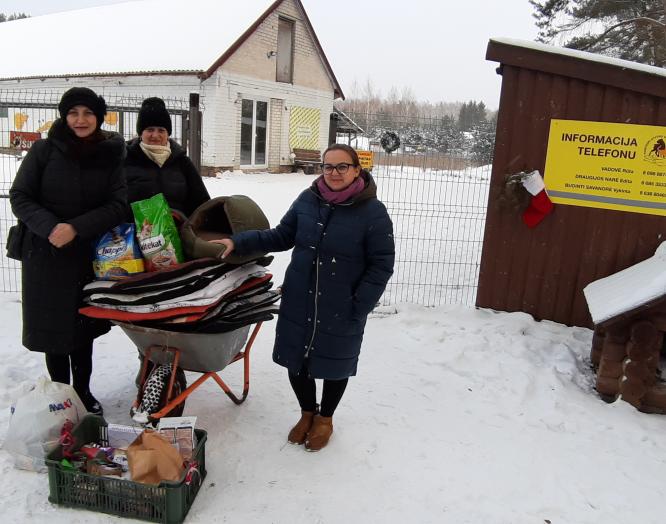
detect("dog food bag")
[131,193,184,272]
[93,223,145,280]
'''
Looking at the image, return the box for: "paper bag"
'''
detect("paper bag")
[126,429,184,485]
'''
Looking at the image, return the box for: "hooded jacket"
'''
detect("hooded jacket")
[233,171,395,379]
[9,119,127,353]
[125,137,209,217]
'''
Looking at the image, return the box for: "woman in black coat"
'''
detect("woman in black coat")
[125,97,209,217]
[9,87,128,415]
[217,144,395,451]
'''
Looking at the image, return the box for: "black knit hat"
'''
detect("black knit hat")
[58,87,107,129]
[136,97,172,136]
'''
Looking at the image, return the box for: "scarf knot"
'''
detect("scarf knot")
[316,174,365,204]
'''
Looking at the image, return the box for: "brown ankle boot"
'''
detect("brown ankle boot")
[304,415,333,451]
[287,410,315,444]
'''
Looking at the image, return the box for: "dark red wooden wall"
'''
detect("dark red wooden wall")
[476,39,666,328]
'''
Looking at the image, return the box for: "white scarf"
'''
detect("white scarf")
[140,141,171,167]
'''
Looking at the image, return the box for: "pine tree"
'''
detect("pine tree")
[530,0,666,66]
[457,101,487,132]
[470,114,497,165]
[0,12,29,22]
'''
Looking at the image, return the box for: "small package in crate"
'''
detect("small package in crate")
[46,415,207,524]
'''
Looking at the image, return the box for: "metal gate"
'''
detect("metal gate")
[339,111,492,307]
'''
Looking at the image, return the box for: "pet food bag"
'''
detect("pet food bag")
[131,193,184,272]
[93,223,145,280]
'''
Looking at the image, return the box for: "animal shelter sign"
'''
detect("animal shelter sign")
[544,119,666,216]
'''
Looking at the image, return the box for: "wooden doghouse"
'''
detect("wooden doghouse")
[585,243,666,413]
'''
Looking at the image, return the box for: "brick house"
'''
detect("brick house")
[0,0,343,173]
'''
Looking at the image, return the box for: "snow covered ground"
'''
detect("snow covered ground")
[1,172,665,523]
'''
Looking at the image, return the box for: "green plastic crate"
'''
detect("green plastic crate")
[46,415,207,524]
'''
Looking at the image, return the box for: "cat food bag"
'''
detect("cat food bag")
[93,223,145,280]
[131,193,184,272]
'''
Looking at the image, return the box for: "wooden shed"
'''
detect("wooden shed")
[477,38,666,328]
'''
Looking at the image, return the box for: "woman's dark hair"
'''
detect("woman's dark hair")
[322,143,360,166]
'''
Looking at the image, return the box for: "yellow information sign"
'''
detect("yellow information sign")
[356,149,373,170]
[544,119,666,216]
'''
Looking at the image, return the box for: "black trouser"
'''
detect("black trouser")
[288,361,348,418]
[44,341,94,395]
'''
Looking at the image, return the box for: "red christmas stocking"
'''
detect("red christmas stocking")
[520,170,554,228]
[523,190,554,228]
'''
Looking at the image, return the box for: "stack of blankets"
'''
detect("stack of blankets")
[79,258,280,333]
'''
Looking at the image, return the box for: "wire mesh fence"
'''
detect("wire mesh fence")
[0,96,493,306]
[0,88,193,292]
[341,112,492,307]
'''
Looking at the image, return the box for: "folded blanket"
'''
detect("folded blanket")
[79,274,273,321]
[86,264,266,306]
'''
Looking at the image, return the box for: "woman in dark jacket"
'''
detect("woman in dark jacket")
[217,144,395,451]
[125,97,209,216]
[9,87,127,415]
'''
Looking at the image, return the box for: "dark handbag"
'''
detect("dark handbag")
[6,220,26,261]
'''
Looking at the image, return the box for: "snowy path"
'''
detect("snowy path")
[0,173,665,523]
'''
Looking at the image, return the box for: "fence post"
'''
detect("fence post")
[188,92,201,173]
[118,110,125,138]
[181,111,188,153]
[328,112,338,145]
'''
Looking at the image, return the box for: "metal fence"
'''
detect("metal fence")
[0,88,195,292]
[340,112,492,307]
[0,98,492,307]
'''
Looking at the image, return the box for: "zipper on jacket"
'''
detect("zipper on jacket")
[304,252,320,357]
[303,200,337,358]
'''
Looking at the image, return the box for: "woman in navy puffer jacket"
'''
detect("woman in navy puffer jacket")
[217,144,394,451]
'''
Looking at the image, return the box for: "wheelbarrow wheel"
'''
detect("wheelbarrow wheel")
[139,364,187,419]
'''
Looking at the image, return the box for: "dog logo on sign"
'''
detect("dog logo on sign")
[645,136,666,165]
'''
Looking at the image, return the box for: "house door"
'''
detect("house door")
[240,99,268,168]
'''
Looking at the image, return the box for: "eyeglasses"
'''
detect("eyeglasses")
[321,163,356,175]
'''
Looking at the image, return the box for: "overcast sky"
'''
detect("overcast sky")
[0,0,538,108]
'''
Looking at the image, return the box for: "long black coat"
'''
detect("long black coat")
[9,120,127,354]
[125,138,210,217]
[233,172,395,379]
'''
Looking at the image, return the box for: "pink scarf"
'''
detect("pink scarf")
[316,174,365,204]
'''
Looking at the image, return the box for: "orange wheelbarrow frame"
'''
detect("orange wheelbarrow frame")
[132,322,263,422]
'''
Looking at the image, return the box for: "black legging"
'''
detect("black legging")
[288,361,348,417]
[45,341,93,395]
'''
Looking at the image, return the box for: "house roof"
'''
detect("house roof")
[583,242,666,326]
[332,107,363,134]
[0,0,343,98]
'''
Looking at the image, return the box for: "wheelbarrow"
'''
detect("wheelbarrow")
[114,321,263,423]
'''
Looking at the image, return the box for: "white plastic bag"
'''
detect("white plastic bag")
[3,376,88,472]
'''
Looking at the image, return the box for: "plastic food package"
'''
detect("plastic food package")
[93,223,145,280]
[131,193,184,272]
